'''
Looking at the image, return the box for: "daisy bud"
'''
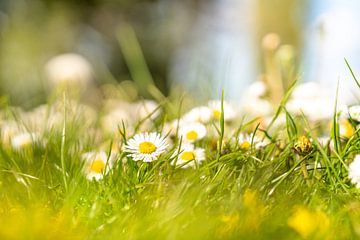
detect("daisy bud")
[294,136,313,156]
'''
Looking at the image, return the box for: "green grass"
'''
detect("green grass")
[0,89,360,240]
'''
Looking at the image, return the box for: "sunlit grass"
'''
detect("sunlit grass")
[0,80,360,240]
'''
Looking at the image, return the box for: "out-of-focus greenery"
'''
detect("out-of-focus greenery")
[0,79,360,239]
[0,0,307,108]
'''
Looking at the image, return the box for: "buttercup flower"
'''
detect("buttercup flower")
[179,122,207,143]
[124,132,168,162]
[349,154,360,188]
[82,151,113,181]
[173,144,205,168]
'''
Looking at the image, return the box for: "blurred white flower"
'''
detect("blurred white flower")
[1,121,22,146]
[349,155,360,188]
[101,107,133,135]
[246,80,267,98]
[244,98,273,117]
[131,100,161,121]
[182,106,213,124]
[317,136,330,147]
[162,119,184,137]
[11,132,38,150]
[45,53,93,89]
[82,151,114,181]
[179,122,207,143]
[237,133,268,151]
[124,132,168,162]
[337,105,349,119]
[242,81,273,117]
[349,105,360,122]
[286,82,334,122]
[173,144,205,168]
[208,100,237,122]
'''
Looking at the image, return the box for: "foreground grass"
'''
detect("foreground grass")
[0,94,360,240]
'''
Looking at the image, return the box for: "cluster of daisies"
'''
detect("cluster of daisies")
[80,100,360,183]
[81,100,244,181]
[3,61,360,185]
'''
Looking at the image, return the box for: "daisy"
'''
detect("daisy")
[162,119,184,137]
[179,122,207,143]
[182,106,213,124]
[131,100,161,121]
[349,105,360,122]
[124,132,168,162]
[11,132,39,150]
[82,151,113,181]
[208,100,237,122]
[173,144,205,168]
[101,107,133,135]
[349,154,360,188]
[286,82,334,122]
[45,53,93,89]
[241,81,273,117]
[317,136,331,147]
[237,133,267,151]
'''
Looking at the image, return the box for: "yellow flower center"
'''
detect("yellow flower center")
[90,159,105,173]
[240,141,251,150]
[139,141,157,154]
[213,110,221,119]
[294,136,312,154]
[186,131,198,141]
[181,151,195,161]
[341,119,355,139]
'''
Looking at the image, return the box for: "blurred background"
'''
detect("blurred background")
[1,0,360,109]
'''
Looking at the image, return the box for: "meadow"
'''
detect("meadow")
[1,59,360,240]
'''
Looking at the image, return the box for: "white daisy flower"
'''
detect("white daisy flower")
[241,81,273,117]
[11,132,39,150]
[173,144,205,168]
[349,155,360,188]
[338,105,349,119]
[1,121,21,146]
[349,105,360,122]
[317,136,331,147]
[208,100,237,122]
[162,119,184,137]
[124,132,168,162]
[237,133,267,151]
[242,98,273,118]
[131,100,161,121]
[101,107,133,135]
[179,122,207,143]
[82,151,113,181]
[45,53,93,89]
[286,82,334,122]
[182,106,213,124]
